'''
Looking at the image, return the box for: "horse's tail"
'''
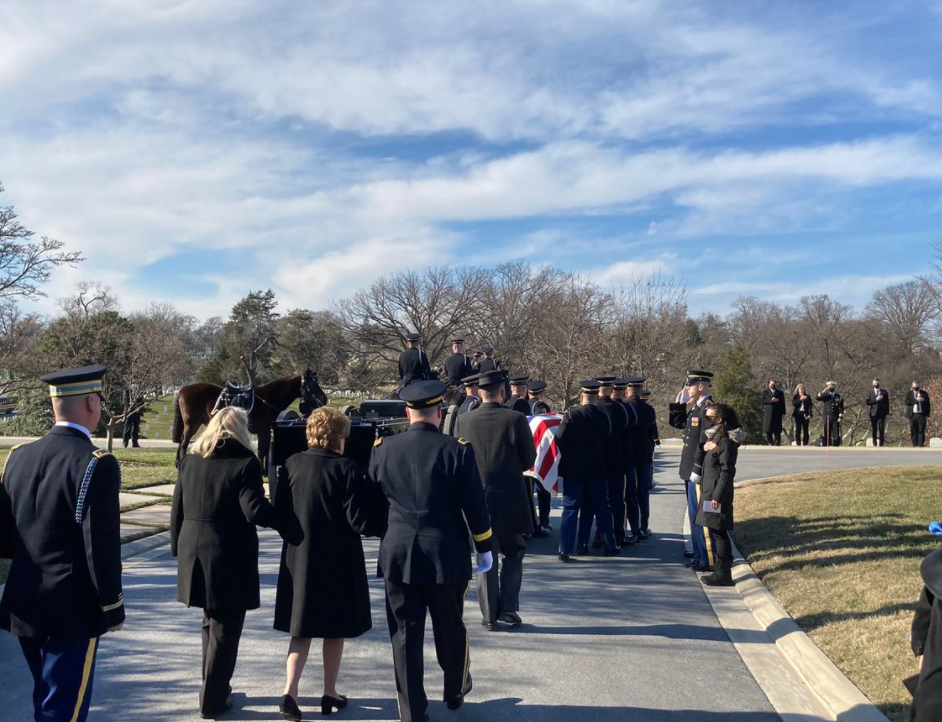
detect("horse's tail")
[172,397,184,443]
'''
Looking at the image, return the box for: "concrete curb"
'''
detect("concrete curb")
[726,537,890,722]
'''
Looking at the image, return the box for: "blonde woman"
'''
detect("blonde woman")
[792,384,813,446]
[170,406,290,719]
[273,406,387,720]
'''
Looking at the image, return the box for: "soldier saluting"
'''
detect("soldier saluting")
[0,365,124,722]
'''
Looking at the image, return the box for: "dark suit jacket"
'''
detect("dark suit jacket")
[171,439,285,612]
[370,423,492,585]
[866,388,890,418]
[0,427,125,639]
[905,390,931,419]
[457,402,537,535]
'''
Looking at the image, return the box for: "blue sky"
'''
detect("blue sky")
[2,0,941,320]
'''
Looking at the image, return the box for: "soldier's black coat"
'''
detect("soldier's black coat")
[668,396,711,481]
[816,390,844,421]
[398,347,432,387]
[505,395,531,415]
[597,396,629,474]
[443,353,473,385]
[370,423,492,585]
[625,397,657,465]
[530,398,552,415]
[555,403,611,481]
[457,402,536,536]
[0,426,125,639]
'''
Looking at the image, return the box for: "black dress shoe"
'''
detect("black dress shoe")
[558,552,571,562]
[497,610,522,626]
[200,699,233,719]
[688,562,712,572]
[530,527,549,538]
[576,542,589,555]
[279,694,302,721]
[591,537,602,550]
[447,696,464,710]
[683,550,695,559]
[481,619,499,631]
[623,534,639,545]
[639,529,651,540]
[603,547,620,557]
[321,693,348,714]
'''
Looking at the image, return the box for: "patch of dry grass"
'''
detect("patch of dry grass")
[735,465,942,722]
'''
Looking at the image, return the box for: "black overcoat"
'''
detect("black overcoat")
[555,403,611,481]
[761,389,786,433]
[273,448,387,639]
[397,348,431,386]
[668,397,711,481]
[910,549,942,721]
[456,402,537,536]
[171,439,284,612]
[694,435,739,532]
[0,427,125,639]
[443,353,473,385]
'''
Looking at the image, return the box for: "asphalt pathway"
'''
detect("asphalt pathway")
[0,446,937,721]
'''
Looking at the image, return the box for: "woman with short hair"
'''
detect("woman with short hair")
[792,384,813,446]
[171,407,290,719]
[695,403,747,587]
[274,406,387,720]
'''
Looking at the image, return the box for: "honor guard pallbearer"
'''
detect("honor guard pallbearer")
[369,380,493,722]
[620,377,657,540]
[505,374,532,415]
[526,380,553,537]
[668,370,713,572]
[0,365,124,722]
[477,347,500,374]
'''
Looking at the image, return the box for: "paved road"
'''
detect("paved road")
[0,447,937,721]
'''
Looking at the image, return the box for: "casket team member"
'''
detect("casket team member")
[0,365,124,722]
[369,380,493,722]
[171,406,293,719]
[274,406,387,720]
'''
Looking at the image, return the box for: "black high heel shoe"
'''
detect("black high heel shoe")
[279,694,302,721]
[320,694,348,715]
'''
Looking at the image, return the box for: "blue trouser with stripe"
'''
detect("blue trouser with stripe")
[19,636,99,722]
[686,480,710,566]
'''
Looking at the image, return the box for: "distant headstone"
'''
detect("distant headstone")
[930,438,942,448]
[154,432,160,439]
[163,405,169,412]
[866,438,874,447]
[154,413,159,419]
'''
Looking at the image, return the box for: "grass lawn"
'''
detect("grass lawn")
[735,465,942,722]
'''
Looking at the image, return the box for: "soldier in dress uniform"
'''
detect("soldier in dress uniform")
[526,381,553,537]
[0,365,124,722]
[555,380,617,561]
[477,347,500,374]
[621,377,657,540]
[397,332,432,388]
[458,374,482,416]
[668,370,713,572]
[640,388,660,488]
[369,380,493,722]
[457,370,536,630]
[506,374,532,415]
[443,339,473,387]
[528,381,551,415]
[816,381,844,447]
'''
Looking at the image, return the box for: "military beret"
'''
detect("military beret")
[406,332,421,342]
[579,380,601,394]
[40,364,107,398]
[509,374,530,384]
[529,380,547,393]
[461,373,480,387]
[478,369,507,389]
[595,375,617,387]
[399,380,447,409]
[481,346,494,355]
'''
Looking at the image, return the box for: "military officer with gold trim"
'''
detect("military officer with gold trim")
[369,380,493,722]
[0,365,124,722]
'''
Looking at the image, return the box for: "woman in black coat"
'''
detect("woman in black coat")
[909,545,942,721]
[274,406,387,720]
[170,406,291,719]
[694,403,747,587]
[792,384,813,446]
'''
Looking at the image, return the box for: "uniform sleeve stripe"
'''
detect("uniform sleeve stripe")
[101,595,124,612]
[472,529,492,542]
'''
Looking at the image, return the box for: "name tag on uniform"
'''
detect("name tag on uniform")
[703,501,721,513]
[692,417,700,427]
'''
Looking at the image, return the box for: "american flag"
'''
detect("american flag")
[526,414,564,494]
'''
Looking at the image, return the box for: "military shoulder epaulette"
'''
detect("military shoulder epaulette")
[0,443,24,484]
[9,443,24,451]
[457,438,469,446]
[92,449,113,459]
[374,437,383,447]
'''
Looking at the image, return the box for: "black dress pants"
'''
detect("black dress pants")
[536,483,551,528]
[765,430,781,445]
[627,464,652,534]
[708,528,732,560]
[607,474,627,540]
[384,580,471,722]
[911,413,927,447]
[794,417,809,445]
[870,416,886,446]
[200,608,246,716]
[123,414,141,447]
[477,533,526,623]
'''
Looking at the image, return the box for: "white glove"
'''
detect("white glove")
[690,473,702,484]
[475,551,493,574]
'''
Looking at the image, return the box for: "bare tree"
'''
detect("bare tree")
[867,280,940,355]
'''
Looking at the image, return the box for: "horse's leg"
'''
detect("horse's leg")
[257,427,271,477]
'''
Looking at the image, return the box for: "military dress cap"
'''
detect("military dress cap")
[625,376,646,388]
[477,369,507,389]
[473,352,482,358]
[825,380,838,388]
[579,379,602,394]
[481,346,494,355]
[399,379,447,409]
[641,389,653,399]
[686,369,713,384]
[509,373,530,384]
[461,373,480,387]
[595,374,617,387]
[406,332,421,342]
[40,364,107,398]
[529,380,547,393]
[451,338,465,344]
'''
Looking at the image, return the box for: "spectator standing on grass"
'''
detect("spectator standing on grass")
[905,380,931,448]
[694,403,747,588]
[792,384,813,446]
